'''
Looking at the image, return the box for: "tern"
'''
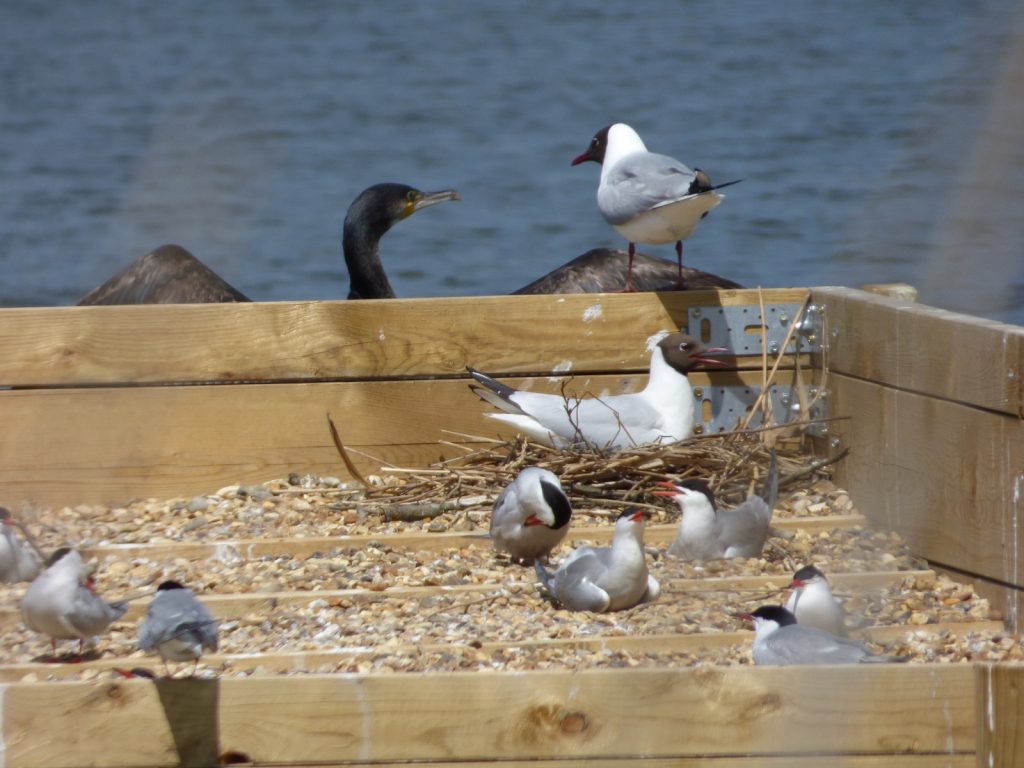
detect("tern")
[490,467,573,563]
[0,507,41,583]
[785,565,847,637]
[534,508,660,612]
[20,548,128,659]
[138,580,219,676]
[468,331,726,450]
[571,123,739,292]
[738,605,904,666]
[656,450,778,561]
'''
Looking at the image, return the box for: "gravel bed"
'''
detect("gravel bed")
[2,474,1020,681]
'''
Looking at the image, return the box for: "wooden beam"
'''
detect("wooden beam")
[830,373,1024,630]
[812,287,1024,417]
[0,563,908,634]
[247,758,974,768]
[977,664,1024,768]
[0,290,809,388]
[0,664,976,767]
[72,515,867,562]
[0,369,801,508]
[0,619,999,683]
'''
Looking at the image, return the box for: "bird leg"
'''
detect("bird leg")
[623,243,637,292]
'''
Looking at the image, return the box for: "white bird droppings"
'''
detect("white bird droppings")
[582,303,603,322]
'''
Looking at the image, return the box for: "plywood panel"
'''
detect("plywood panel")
[812,287,1024,417]
[0,289,809,387]
[977,664,1024,768]
[830,373,1024,627]
[0,665,976,768]
[0,370,779,508]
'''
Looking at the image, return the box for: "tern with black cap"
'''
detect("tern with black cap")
[656,450,778,561]
[534,507,659,612]
[738,605,904,666]
[490,467,573,564]
[786,564,848,637]
[138,579,219,676]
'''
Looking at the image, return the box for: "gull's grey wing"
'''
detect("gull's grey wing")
[759,625,872,666]
[66,586,127,637]
[550,550,612,611]
[599,151,698,224]
[718,497,772,558]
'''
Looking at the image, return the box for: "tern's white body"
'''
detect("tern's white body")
[490,468,572,562]
[20,549,127,645]
[138,582,218,664]
[534,511,659,612]
[747,607,895,666]
[785,570,847,637]
[1,519,40,583]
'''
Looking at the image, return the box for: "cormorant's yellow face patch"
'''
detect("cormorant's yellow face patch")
[400,189,420,220]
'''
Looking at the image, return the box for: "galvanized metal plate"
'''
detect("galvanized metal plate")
[684,303,823,355]
[692,383,829,435]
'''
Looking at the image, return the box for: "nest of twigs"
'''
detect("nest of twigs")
[329,418,846,523]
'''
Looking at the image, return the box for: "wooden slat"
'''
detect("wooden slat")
[0,619,1000,684]
[71,514,867,562]
[258,759,975,768]
[830,373,1024,630]
[0,665,976,767]
[0,369,796,508]
[0,289,809,387]
[812,286,1024,417]
[976,664,1024,768]
[0,563,903,634]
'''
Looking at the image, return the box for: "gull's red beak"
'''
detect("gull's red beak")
[524,514,543,527]
[691,347,729,366]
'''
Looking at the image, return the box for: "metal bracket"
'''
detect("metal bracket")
[684,303,825,356]
[691,383,829,436]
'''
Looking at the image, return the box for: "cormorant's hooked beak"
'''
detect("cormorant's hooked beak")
[409,189,461,217]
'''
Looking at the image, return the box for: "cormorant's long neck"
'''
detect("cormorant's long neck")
[344,219,396,300]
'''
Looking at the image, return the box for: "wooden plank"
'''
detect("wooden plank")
[0,369,796,508]
[0,563,907,635]
[0,619,1000,683]
[257,759,975,768]
[977,664,1024,768]
[0,289,809,387]
[0,665,976,767]
[812,286,1024,417]
[830,373,1024,631]
[71,515,867,562]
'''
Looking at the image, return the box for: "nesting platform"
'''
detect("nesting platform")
[1,287,1022,767]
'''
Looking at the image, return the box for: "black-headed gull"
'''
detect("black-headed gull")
[490,467,572,563]
[535,508,659,612]
[738,605,903,665]
[468,331,726,450]
[655,450,778,561]
[572,123,739,291]
[138,579,219,676]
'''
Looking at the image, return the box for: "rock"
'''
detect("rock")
[187,496,210,513]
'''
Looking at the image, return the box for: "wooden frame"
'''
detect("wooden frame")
[2,287,1023,767]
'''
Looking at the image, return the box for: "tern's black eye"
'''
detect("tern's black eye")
[678,342,691,351]
[406,190,417,202]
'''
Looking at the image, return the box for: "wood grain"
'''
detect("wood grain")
[0,619,999,684]
[0,289,810,387]
[0,664,976,767]
[0,369,790,508]
[812,287,1024,417]
[831,372,1024,629]
[977,664,1024,768]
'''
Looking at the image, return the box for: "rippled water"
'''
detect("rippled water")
[2,1,1023,323]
